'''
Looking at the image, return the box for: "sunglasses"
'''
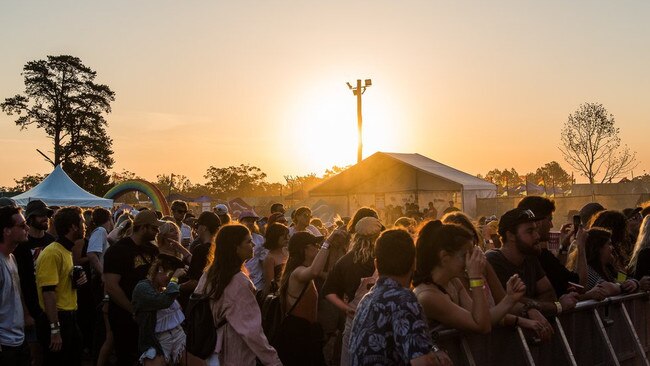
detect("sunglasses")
[519,209,535,220]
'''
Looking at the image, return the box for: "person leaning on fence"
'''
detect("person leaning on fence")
[486,208,580,341]
[413,220,547,336]
[568,227,639,296]
[193,224,281,366]
[349,229,452,366]
[628,215,650,290]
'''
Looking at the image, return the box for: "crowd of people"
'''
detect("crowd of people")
[1,194,650,366]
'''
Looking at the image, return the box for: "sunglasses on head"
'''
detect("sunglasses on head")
[519,209,535,220]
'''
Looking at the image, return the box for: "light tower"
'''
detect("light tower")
[346,79,372,164]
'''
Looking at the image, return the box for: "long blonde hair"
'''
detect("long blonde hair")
[628,216,650,272]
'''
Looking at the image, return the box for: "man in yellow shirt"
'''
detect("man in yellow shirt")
[35,206,87,366]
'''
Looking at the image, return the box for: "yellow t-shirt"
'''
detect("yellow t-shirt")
[36,241,77,311]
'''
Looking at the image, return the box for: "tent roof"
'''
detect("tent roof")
[12,165,113,208]
[310,152,495,196]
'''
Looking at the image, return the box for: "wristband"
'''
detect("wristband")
[431,344,441,353]
[499,317,506,327]
[50,322,61,329]
[554,301,563,315]
[50,328,61,335]
[170,277,179,284]
[321,241,330,250]
[469,278,485,288]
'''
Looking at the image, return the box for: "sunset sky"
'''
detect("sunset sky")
[1,1,649,188]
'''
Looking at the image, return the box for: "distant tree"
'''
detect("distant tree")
[110,169,139,184]
[204,164,268,198]
[10,173,47,192]
[632,174,650,184]
[482,168,523,192]
[63,161,111,196]
[323,165,351,179]
[1,55,116,172]
[560,102,638,184]
[156,174,193,195]
[532,161,573,191]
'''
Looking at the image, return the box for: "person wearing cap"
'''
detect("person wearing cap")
[239,210,267,292]
[322,216,382,366]
[274,230,339,366]
[0,205,31,365]
[180,211,221,306]
[13,200,56,361]
[103,210,162,366]
[486,208,580,341]
[349,229,452,366]
[0,197,17,207]
[170,200,193,248]
[34,206,88,365]
[517,196,605,301]
[288,206,321,237]
[213,203,231,225]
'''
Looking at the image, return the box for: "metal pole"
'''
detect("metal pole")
[356,79,363,164]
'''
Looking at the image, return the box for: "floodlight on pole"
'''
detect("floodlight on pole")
[346,78,371,164]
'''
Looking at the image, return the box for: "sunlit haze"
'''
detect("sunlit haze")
[2,1,649,187]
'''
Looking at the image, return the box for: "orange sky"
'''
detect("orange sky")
[1,2,649,188]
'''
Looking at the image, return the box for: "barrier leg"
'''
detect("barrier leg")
[553,317,577,366]
[621,302,650,366]
[516,326,537,366]
[460,337,477,366]
[593,308,621,366]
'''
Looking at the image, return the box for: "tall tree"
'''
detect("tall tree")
[560,102,638,184]
[204,164,268,198]
[533,161,573,191]
[1,55,116,170]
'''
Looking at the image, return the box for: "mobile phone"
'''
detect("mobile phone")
[572,215,581,238]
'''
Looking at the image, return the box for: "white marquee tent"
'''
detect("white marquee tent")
[12,165,113,208]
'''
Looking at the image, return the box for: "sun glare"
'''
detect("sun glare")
[284,80,404,176]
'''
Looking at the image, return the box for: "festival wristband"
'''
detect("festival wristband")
[469,278,485,288]
[554,301,563,315]
[50,322,61,329]
[321,241,330,250]
[170,277,179,284]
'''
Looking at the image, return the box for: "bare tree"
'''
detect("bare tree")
[559,102,638,184]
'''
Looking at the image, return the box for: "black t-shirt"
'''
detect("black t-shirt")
[633,247,650,280]
[187,242,211,281]
[14,232,56,317]
[537,248,579,297]
[103,237,158,313]
[486,249,546,298]
[322,251,375,302]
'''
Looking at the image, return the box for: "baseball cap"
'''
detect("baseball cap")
[579,202,605,226]
[214,204,229,216]
[238,210,259,221]
[498,208,536,237]
[133,210,165,227]
[0,197,17,207]
[25,200,54,218]
[197,211,221,232]
[289,231,325,251]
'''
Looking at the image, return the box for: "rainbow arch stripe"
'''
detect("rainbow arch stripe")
[104,179,171,216]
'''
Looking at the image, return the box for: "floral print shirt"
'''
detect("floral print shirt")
[349,276,433,366]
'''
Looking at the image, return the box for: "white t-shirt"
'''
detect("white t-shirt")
[289,225,322,237]
[0,253,25,347]
[244,233,267,291]
[87,227,109,265]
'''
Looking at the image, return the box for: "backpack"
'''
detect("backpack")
[261,283,309,344]
[184,292,227,360]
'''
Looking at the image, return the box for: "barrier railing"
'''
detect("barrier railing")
[434,292,650,366]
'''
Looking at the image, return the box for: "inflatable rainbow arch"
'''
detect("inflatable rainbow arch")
[104,179,171,216]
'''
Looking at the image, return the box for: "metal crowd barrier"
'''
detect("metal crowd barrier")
[435,292,650,366]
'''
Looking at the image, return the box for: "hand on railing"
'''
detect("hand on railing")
[559,292,580,312]
[526,308,554,342]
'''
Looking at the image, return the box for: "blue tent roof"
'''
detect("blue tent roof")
[12,165,113,208]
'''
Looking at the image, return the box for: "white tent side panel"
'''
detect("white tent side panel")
[462,189,497,218]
